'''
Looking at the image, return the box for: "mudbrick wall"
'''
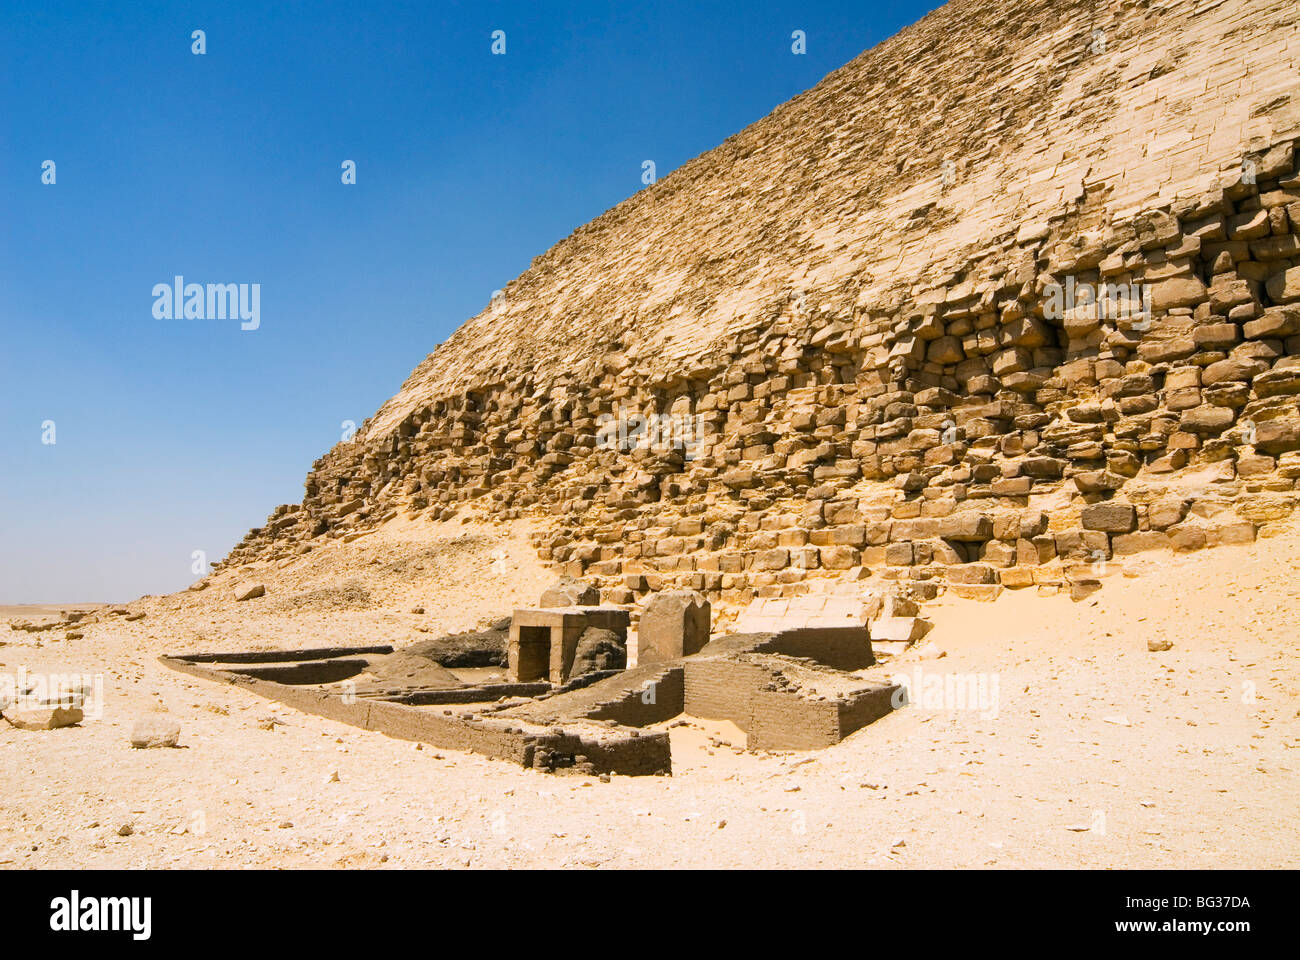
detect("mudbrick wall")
[161,655,673,775]
[222,0,1300,617]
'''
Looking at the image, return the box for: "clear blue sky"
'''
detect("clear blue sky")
[0,0,941,603]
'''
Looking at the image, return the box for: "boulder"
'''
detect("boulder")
[570,627,627,676]
[5,706,83,730]
[130,716,181,748]
[539,577,600,608]
[234,582,265,601]
[871,616,933,644]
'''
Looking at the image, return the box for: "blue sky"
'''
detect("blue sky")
[0,0,941,603]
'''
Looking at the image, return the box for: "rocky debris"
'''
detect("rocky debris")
[1148,638,1174,652]
[869,592,934,654]
[9,619,63,633]
[234,582,266,601]
[539,577,600,608]
[4,706,83,730]
[872,616,933,645]
[129,716,181,748]
[267,580,371,612]
[356,651,466,692]
[570,627,627,677]
[401,619,510,668]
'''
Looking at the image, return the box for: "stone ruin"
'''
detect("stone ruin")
[163,578,899,776]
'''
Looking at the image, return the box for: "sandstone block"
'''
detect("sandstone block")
[820,546,861,569]
[1253,368,1300,398]
[1150,277,1207,311]
[1073,470,1125,495]
[1148,498,1190,530]
[1244,308,1300,340]
[1202,357,1266,386]
[1000,567,1036,589]
[1256,419,1300,455]
[1168,524,1207,552]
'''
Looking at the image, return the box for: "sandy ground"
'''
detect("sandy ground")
[1,513,1297,869]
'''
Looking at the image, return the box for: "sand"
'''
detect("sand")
[1,512,1296,869]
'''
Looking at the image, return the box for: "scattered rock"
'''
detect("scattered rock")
[570,627,627,676]
[130,716,181,748]
[539,577,600,607]
[234,582,266,601]
[4,706,83,730]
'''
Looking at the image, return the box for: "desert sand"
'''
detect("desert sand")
[2,513,1295,870]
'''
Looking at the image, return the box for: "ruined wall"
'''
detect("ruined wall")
[223,0,1300,617]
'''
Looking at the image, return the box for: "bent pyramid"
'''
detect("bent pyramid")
[226,0,1300,617]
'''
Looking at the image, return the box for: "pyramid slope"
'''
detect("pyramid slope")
[362,0,1298,439]
[221,0,1300,626]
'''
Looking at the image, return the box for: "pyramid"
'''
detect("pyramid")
[224,0,1300,616]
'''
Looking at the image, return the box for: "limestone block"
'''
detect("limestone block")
[1080,502,1138,533]
[539,577,600,607]
[5,706,83,730]
[130,717,181,748]
[638,591,710,664]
